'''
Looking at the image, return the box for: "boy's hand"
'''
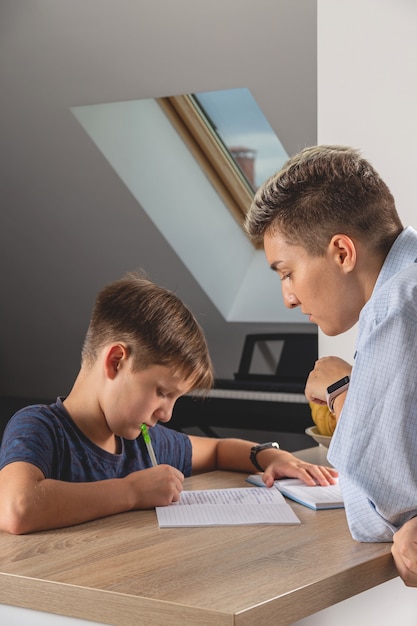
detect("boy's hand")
[126,465,185,509]
[392,518,417,587]
[260,449,338,488]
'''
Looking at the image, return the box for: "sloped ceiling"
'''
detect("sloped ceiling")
[0,0,317,398]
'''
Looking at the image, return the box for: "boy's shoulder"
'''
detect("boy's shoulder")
[10,398,66,424]
[0,399,74,477]
[2,398,74,444]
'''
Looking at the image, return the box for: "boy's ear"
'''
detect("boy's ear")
[104,344,128,380]
[329,234,357,272]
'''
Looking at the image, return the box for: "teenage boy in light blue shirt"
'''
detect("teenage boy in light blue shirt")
[245,145,417,586]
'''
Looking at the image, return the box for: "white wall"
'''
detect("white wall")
[0,604,108,626]
[292,576,416,626]
[308,1,417,623]
[318,0,417,363]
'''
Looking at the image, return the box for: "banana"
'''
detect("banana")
[309,402,337,437]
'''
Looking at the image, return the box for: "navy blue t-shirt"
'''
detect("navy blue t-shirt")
[0,398,192,481]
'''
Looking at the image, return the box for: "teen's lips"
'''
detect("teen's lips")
[302,310,313,322]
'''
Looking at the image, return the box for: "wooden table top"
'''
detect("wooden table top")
[0,455,397,626]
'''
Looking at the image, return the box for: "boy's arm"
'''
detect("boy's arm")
[0,461,184,534]
[189,436,337,486]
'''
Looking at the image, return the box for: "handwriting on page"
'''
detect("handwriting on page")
[179,488,283,505]
[155,488,301,527]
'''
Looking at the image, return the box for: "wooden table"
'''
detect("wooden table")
[0,452,397,626]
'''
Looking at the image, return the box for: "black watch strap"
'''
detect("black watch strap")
[250,442,280,472]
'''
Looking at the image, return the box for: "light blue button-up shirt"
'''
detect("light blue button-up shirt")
[328,226,417,542]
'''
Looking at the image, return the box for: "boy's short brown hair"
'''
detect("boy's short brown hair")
[245,145,403,256]
[81,271,214,392]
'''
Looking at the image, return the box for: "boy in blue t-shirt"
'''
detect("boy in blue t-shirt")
[0,271,337,534]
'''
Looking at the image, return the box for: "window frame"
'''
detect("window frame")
[157,94,254,228]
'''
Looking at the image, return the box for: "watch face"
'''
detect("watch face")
[251,442,279,453]
[327,376,350,394]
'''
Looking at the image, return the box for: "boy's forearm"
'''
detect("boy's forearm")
[0,476,134,534]
[0,462,185,534]
[216,438,258,472]
[214,438,290,473]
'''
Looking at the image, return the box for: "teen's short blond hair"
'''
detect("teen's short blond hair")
[245,145,403,256]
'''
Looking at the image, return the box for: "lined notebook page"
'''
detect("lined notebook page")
[156,487,301,527]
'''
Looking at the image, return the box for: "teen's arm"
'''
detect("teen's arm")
[189,435,338,487]
[0,461,184,534]
[305,356,352,418]
[392,518,417,587]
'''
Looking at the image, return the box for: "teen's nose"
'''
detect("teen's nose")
[282,285,299,309]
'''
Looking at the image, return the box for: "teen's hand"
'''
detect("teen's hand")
[260,449,338,488]
[392,518,417,587]
[126,465,185,509]
[305,356,352,405]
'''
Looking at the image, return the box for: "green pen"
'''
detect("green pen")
[141,424,158,467]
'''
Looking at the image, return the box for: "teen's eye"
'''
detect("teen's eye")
[280,272,292,281]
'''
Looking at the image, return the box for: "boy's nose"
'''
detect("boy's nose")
[153,405,172,423]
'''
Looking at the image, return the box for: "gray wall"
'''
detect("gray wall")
[0,0,317,399]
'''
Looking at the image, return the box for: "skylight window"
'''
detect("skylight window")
[71,90,307,323]
[194,88,289,191]
[157,88,289,226]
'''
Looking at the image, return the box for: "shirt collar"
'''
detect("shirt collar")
[373,226,417,294]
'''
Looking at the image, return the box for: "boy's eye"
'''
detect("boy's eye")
[280,272,292,281]
[157,389,167,398]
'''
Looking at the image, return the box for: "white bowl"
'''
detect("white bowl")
[305,426,332,449]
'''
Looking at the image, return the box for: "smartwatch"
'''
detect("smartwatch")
[326,376,350,413]
[250,442,280,472]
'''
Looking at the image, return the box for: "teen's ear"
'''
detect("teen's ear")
[329,234,357,273]
[104,344,129,380]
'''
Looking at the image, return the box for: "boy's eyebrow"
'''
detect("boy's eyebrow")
[161,377,191,396]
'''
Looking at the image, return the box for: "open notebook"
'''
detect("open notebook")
[155,487,301,527]
[246,475,344,510]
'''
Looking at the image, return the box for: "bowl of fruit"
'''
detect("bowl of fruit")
[305,402,336,449]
